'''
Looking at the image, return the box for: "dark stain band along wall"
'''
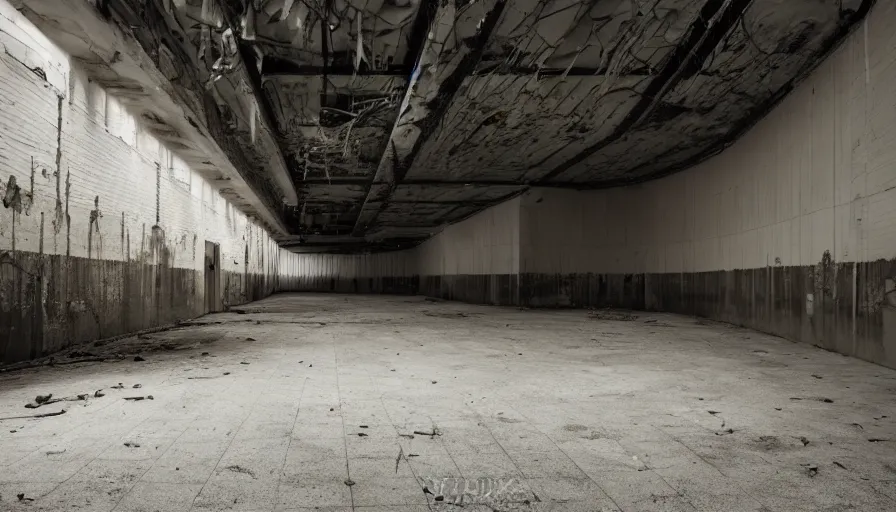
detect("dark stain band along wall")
[0,250,276,364]
[407,258,896,369]
[277,275,419,295]
[511,259,896,369]
[419,274,518,306]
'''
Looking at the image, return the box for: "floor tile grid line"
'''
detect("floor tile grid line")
[0,391,127,484]
[186,359,284,512]
[332,333,356,510]
[274,375,309,512]
[109,408,200,511]
[26,402,161,501]
[665,428,773,510]
[369,367,438,512]
[461,402,556,508]
[506,404,690,511]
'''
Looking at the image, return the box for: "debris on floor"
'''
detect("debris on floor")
[1,294,895,511]
[423,311,469,318]
[25,393,89,408]
[0,409,67,421]
[225,465,256,478]
[587,309,637,321]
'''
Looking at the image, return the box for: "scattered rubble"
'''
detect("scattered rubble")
[0,409,67,421]
[225,465,256,478]
[25,393,88,409]
[802,463,818,477]
[588,309,637,321]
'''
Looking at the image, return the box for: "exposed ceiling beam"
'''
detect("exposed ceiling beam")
[534,0,755,184]
[261,58,655,78]
[215,0,298,206]
[297,177,527,186]
[350,0,508,238]
[261,57,408,77]
[476,64,655,77]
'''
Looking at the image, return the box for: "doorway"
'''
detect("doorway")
[204,241,221,313]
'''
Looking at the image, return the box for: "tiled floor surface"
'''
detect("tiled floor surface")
[1,293,895,511]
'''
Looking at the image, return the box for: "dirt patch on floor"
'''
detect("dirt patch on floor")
[588,309,637,321]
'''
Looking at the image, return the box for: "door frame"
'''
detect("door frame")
[204,241,221,313]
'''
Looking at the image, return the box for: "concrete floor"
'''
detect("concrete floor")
[0,294,895,512]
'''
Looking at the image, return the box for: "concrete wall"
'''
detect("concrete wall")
[278,251,418,294]
[415,197,520,304]
[274,198,522,301]
[0,2,280,363]
[516,5,896,367]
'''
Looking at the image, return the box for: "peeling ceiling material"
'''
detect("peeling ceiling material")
[109,0,300,212]
[87,0,874,251]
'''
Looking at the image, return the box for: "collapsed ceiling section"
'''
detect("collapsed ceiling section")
[94,0,873,251]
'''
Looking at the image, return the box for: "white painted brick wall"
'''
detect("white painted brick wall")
[0,1,279,277]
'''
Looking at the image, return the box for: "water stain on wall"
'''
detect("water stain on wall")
[87,196,103,259]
